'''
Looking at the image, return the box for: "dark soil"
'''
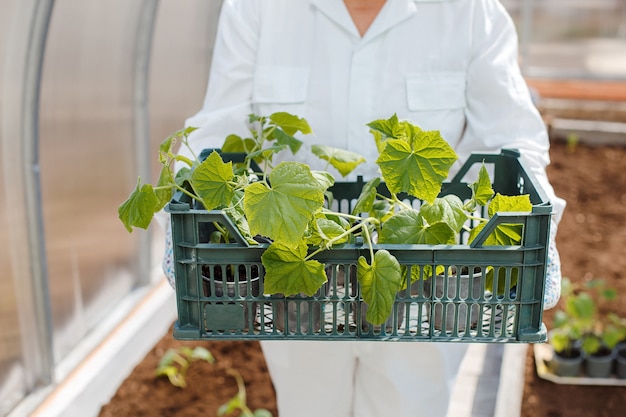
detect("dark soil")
[99,139,626,417]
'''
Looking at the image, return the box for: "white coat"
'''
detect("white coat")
[182,0,566,222]
[177,1,565,416]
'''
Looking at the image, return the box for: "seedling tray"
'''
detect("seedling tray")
[534,344,626,385]
[167,149,552,342]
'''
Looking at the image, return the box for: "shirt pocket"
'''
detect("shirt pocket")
[253,66,309,104]
[406,72,466,111]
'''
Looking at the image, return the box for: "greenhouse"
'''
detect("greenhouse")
[1,1,625,416]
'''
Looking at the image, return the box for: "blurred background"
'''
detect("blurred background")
[0,1,625,416]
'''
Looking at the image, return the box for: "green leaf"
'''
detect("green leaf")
[351,177,381,216]
[602,325,624,349]
[261,243,327,296]
[191,151,235,210]
[269,112,313,135]
[601,288,617,301]
[190,346,214,363]
[550,329,571,353]
[468,222,524,246]
[118,180,160,232]
[311,145,366,177]
[161,126,197,154]
[244,162,325,245]
[376,130,457,203]
[366,114,405,152]
[223,205,258,245]
[272,128,303,154]
[468,193,533,246]
[487,193,532,217]
[356,251,403,325]
[253,410,274,417]
[308,217,349,247]
[468,164,494,207]
[420,195,468,233]
[379,209,455,245]
[485,266,519,295]
[366,114,400,139]
[157,348,179,368]
[311,170,335,191]
[371,199,392,222]
[567,292,595,320]
[217,396,241,416]
[247,143,288,161]
[581,335,601,355]
[155,165,175,210]
[222,133,257,154]
[174,167,193,186]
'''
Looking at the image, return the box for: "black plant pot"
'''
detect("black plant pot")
[550,347,584,377]
[615,343,626,379]
[585,346,616,378]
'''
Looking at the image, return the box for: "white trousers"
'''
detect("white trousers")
[260,341,468,417]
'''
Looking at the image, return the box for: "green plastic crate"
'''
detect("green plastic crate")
[167,149,552,342]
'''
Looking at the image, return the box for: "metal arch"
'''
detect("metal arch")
[5,0,57,388]
[133,0,161,286]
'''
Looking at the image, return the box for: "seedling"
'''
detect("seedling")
[551,278,624,357]
[218,369,273,417]
[155,346,214,388]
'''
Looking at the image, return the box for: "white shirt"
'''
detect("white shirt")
[182,0,565,222]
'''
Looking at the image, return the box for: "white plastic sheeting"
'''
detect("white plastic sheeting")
[0,1,221,415]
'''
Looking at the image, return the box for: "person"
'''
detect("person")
[166,1,566,416]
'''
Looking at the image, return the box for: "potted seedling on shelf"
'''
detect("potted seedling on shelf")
[549,278,624,378]
[610,315,626,379]
[548,281,589,376]
[119,112,533,327]
[576,280,623,378]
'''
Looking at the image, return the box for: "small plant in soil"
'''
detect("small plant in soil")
[155,346,214,388]
[119,112,532,325]
[154,346,272,416]
[218,369,273,417]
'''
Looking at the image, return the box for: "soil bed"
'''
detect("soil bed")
[99,139,626,417]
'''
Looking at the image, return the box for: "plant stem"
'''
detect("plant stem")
[305,217,378,261]
[180,134,200,163]
[467,214,487,222]
[362,221,375,262]
[173,183,205,206]
[226,369,254,417]
[213,222,229,240]
[390,194,414,211]
[173,154,194,168]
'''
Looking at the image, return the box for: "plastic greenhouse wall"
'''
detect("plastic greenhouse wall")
[0,1,221,415]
